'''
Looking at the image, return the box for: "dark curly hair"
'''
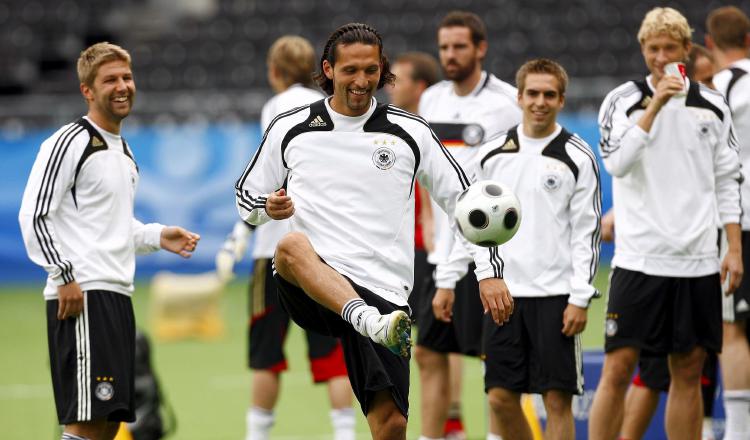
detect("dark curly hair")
[313,23,396,95]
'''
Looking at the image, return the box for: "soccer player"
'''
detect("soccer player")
[18,42,200,440]
[386,51,441,351]
[616,42,720,440]
[435,58,601,440]
[234,23,511,440]
[589,7,742,439]
[217,36,355,440]
[706,6,750,439]
[415,11,521,440]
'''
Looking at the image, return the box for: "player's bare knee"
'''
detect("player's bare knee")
[543,391,572,417]
[275,232,312,270]
[377,412,407,439]
[488,388,522,415]
[670,349,706,383]
[414,345,444,369]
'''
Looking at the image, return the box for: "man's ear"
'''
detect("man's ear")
[323,60,334,80]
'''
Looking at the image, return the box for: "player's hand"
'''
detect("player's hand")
[432,288,455,322]
[161,226,200,258]
[562,303,588,336]
[652,74,685,107]
[721,249,743,295]
[479,278,513,325]
[266,189,294,220]
[57,281,84,320]
[601,210,615,243]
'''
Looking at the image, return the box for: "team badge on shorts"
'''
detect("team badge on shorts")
[605,318,618,337]
[373,147,396,170]
[462,124,485,146]
[95,381,114,401]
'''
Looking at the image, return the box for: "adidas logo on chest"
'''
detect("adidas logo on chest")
[309,115,327,127]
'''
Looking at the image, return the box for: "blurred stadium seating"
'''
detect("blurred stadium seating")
[1,0,747,131]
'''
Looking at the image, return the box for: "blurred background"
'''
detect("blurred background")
[1,0,746,438]
[1,0,747,279]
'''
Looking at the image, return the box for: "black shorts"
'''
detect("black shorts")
[483,296,583,395]
[605,268,722,355]
[249,259,347,383]
[723,230,750,322]
[274,268,411,417]
[416,264,483,356]
[632,355,670,392]
[46,290,135,425]
[407,249,432,325]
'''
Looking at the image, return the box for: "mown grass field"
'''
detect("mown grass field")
[1,266,609,439]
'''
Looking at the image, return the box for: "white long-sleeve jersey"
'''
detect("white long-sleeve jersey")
[252,84,325,259]
[235,98,503,306]
[418,71,522,265]
[713,59,750,230]
[436,124,602,307]
[598,77,741,277]
[19,117,164,299]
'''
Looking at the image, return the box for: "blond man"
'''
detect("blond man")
[19,42,199,440]
[589,7,742,439]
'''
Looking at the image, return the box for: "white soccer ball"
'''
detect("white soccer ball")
[454,180,521,247]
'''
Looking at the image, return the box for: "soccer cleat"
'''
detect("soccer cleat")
[370,310,412,357]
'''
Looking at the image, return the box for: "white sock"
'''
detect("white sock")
[341,298,381,337]
[330,407,356,440]
[724,389,750,439]
[702,417,715,439]
[487,434,504,440]
[246,406,275,440]
[417,436,445,440]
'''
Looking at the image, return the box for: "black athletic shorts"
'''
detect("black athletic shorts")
[483,296,583,395]
[416,263,483,356]
[407,249,432,326]
[605,268,722,355]
[46,290,135,425]
[633,355,670,392]
[274,266,411,418]
[249,259,347,383]
[723,230,750,322]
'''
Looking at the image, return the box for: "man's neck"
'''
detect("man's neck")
[453,67,483,96]
[87,111,121,135]
[714,48,749,70]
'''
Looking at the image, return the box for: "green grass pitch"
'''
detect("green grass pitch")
[0,267,609,439]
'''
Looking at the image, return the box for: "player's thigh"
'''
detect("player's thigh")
[483,298,528,393]
[605,268,672,354]
[526,296,583,395]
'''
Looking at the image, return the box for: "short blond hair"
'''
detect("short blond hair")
[637,7,692,45]
[77,42,131,87]
[267,35,316,88]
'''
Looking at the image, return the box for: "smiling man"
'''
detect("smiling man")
[234,23,511,440]
[589,7,742,439]
[435,59,601,440]
[18,42,200,440]
[415,11,521,440]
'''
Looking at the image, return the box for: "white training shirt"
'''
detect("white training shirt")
[598,77,741,277]
[436,124,602,307]
[19,117,164,299]
[713,59,750,230]
[252,84,325,259]
[235,98,503,306]
[418,71,521,265]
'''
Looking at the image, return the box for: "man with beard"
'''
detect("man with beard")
[416,11,521,440]
[707,6,750,439]
[234,23,512,440]
[19,42,200,440]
